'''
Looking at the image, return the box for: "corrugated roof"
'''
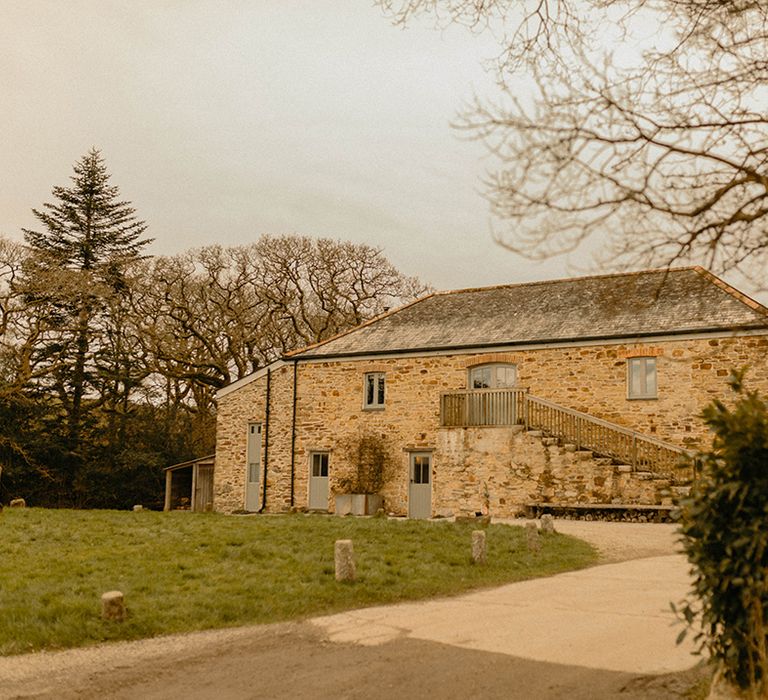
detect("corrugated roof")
[290,267,768,359]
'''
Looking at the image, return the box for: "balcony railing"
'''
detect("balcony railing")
[440,388,527,427]
[439,388,693,477]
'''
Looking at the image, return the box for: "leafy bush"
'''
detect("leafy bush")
[676,371,768,692]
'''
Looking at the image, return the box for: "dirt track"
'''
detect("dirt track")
[0,620,706,700]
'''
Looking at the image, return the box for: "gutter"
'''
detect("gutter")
[258,366,271,513]
[289,325,768,362]
[290,360,298,507]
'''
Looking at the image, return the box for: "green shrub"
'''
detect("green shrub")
[676,370,768,693]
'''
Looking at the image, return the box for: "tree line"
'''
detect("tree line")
[0,149,426,508]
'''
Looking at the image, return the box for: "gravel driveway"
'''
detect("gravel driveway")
[502,518,683,563]
[0,519,689,700]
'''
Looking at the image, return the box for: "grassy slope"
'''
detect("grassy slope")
[0,509,597,655]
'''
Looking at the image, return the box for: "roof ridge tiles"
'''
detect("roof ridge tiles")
[432,265,699,298]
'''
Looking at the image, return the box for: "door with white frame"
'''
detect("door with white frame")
[408,452,432,519]
[308,452,330,511]
[245,423,261,511]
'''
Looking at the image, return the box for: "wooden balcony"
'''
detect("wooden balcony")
[440,388,527,427]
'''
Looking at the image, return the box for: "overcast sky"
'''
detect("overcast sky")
[0,1,760,299]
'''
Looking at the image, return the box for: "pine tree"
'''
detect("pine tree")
[21,149,151,482]
[24,148,149,273]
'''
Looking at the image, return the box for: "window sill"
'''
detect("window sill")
[627,396,658,401]
[362,405,386,411]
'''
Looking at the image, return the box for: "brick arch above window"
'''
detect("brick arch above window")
[621,347,664,359]
[464,353,521,368]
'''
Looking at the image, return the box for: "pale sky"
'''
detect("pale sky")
[0,1,760,299]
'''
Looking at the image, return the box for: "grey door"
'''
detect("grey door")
[408,452,432,519]
[245,423,261,511]
[308,452,329,511]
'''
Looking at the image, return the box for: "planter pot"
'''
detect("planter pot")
[335,493,383,516]
[335,494,352,516]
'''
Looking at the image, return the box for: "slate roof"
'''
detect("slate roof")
[289,267,768,359]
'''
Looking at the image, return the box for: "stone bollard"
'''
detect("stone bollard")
[132,505,144,512]
[334,539,356,582]
[9,498,26,508]
[471,530,486,564]
[526,521,541,553]
[540,514,555,534]
[101,591,126,622]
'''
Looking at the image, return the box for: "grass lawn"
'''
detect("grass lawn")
[0,509,597,655]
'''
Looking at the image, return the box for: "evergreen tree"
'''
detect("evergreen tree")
[23,148,149,273]
[21,149,151,483]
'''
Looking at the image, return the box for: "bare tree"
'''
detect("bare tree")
[138,236,428,398]
[379,1,768,281]
[253,235,427,349]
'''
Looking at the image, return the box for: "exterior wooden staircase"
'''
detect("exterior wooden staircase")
[440,388,695,482]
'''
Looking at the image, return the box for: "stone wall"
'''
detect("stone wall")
[214,333,768,515]
[213,364,295,514]
[436,425,674,518]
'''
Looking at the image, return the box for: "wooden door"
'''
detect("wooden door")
[408,452,432,519]
[245,423,261,511]
[308,452,329,511]
[194,464,214,512]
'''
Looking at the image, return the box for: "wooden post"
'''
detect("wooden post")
[524,393,529,431]
[191,463,198,513]
[164,470,172,512]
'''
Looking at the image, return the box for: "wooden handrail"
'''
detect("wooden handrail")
[439,388,693,477]
[524,394,693,477]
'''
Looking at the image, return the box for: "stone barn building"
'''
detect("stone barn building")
[209,267,768,518]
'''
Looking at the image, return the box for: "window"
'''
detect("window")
[311,452,329,478]
[627,357,657,399]
[411,453,431,484]
[468,363,517,389]
[364,372,385,409]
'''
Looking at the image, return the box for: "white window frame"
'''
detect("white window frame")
[310,451,329,478]
[627,357,658,400]
[363,372,386,409]
[468,363,517,389]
